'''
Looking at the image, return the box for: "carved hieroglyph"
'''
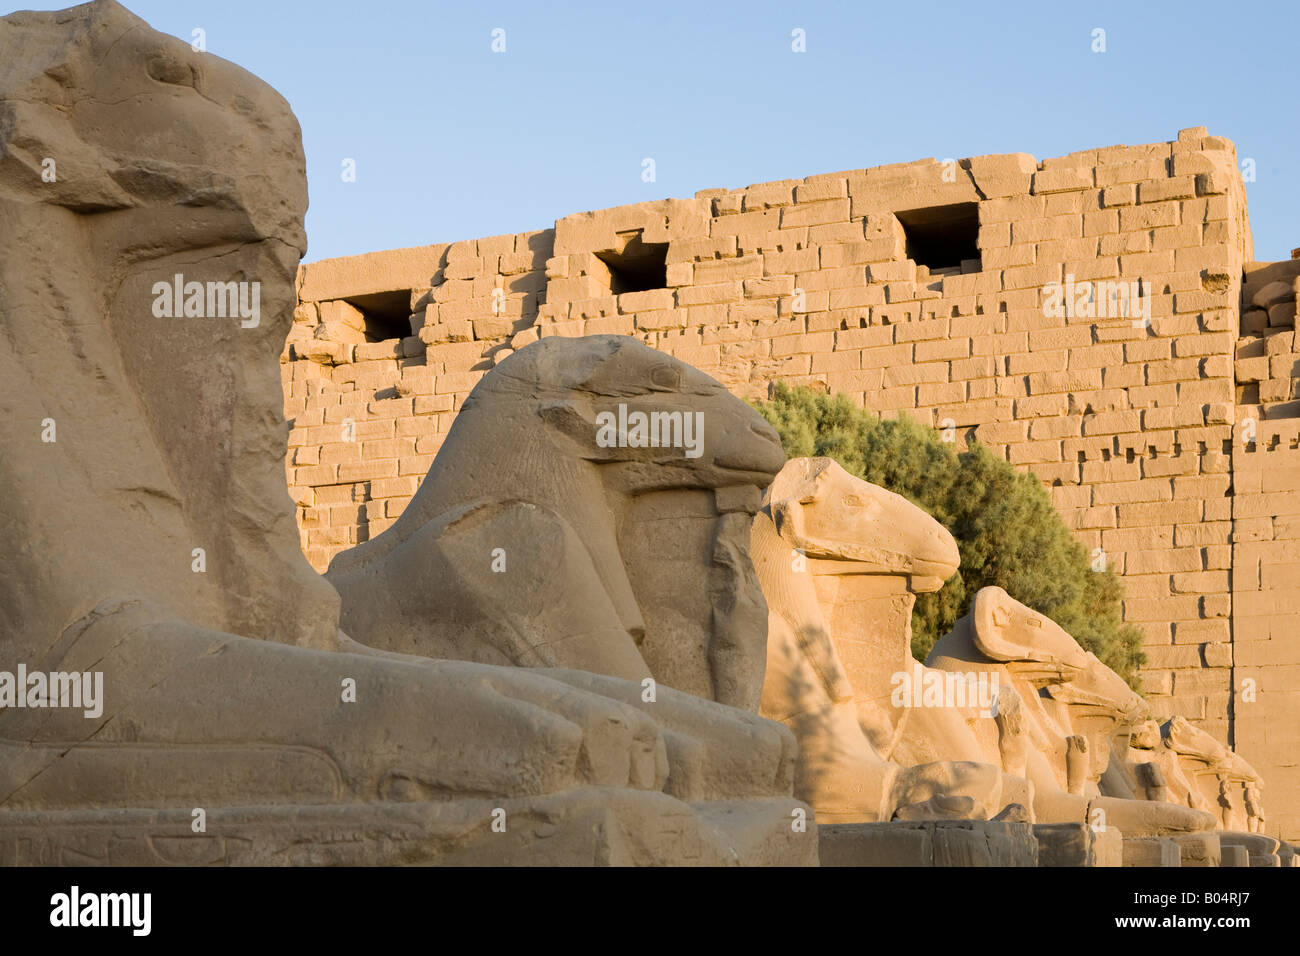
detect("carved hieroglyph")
[0,0,813,866]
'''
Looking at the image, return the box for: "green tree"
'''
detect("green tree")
[753,383,1145,687]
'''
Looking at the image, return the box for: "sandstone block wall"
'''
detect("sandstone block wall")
[280,128,1299,841]
[1232,419,1300,841]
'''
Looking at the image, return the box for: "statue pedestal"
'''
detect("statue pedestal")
[818,820,1037,867]
[0,792,819,867]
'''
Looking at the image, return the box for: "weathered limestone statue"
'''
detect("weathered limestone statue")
[1245,781,1265,834]
[328,334,784,712]
[752,456,1248,847]
[753,457,1010,822]
[0,0,813,865]
[1122,716,1267,835]
[926,588,1218,837]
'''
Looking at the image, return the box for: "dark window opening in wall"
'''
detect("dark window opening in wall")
[345,290,412,341]
[596,234,669,294]
[895,203,981,274]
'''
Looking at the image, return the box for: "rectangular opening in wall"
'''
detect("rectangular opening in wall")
[344,290,413,341]
[895,203,981,275]
[595,232,668,294]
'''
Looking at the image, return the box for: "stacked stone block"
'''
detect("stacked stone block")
[1232,417,1300,841]
[1236,258,1300,418]
[283,236,550,565]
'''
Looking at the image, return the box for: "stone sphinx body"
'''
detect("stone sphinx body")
[753,457,1239,841]
[752,457,1012,822]
[0,1,811,865]
[1122,716,1266,834]
[327,334,784,712]
[925,588,1219,836]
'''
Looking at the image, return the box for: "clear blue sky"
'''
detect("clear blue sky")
[16,0,1300,263]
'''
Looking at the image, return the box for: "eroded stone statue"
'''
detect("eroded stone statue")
[752,457,1010,822]
[327,334,785,712]
[0,0,812,866]
[926,587,1218,837]
[751,457,1247,846]
[1122,715,1267,836]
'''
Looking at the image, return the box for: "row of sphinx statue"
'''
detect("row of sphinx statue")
[0,0,1286,865]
